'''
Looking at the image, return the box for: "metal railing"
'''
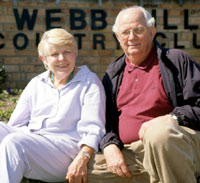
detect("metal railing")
[12,0,103,7]
[11,0,194,7]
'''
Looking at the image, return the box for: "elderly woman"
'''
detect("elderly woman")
[0,28,106,183]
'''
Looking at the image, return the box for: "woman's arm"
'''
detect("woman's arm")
[8,82,32,127]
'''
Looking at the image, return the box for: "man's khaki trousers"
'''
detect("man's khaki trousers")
[87,120,200,183]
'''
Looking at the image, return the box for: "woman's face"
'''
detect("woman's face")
[42,44,76,76]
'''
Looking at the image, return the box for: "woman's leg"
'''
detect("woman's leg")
[0,132,72,183]
[0,122,15,143]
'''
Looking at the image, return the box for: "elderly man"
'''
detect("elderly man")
[88,5,200,183]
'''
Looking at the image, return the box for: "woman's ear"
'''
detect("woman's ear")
[39,56,48,70]
[39,56,44,62]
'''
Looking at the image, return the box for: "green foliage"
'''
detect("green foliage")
[0,65,7,87]
[0,89,22,122]
[0,91,7,99]
[0,109,14,122]
[0,65,7,92]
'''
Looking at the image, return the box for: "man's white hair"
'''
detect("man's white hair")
[112,6,155,33]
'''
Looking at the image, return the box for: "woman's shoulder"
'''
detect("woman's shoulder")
[24,71,49,89]
[76,66,103,88]
[77,65,99,81]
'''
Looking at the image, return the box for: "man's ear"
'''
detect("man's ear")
[150,26,156,39]
[115,33,121,44]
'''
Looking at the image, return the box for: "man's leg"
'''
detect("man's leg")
[87,140,150,183]
[143,120,200,183]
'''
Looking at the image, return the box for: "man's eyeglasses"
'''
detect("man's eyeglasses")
[119,26,147,39]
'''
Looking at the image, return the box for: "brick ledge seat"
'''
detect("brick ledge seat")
[22,177,67,183]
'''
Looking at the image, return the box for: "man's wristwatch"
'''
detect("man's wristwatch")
[82,152,91,159]
[171,113,179,124]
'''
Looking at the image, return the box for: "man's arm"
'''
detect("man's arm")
[100,72,123,150]
[161,49,200,131]
[171,52,200,130]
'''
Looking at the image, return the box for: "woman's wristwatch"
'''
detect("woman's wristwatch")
[83,152,91,159]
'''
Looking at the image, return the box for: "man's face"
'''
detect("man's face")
[116,9,156,64]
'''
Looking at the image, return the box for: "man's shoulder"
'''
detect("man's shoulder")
[157,43,192,65]
[155,40,190,60]
[165,48,189,57]
[164,48,196,66]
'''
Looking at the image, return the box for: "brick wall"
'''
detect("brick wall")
[0,0,200,88]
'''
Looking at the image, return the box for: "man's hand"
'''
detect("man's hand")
[139,114,174,140]
[104,144,132,178]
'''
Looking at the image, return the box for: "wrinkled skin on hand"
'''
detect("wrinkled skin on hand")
[104,144,132,178]
[66,145,93,183]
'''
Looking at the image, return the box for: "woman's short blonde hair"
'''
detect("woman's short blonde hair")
[38,28,78,57]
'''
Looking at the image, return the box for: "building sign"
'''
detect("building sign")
[0,8,200,50]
